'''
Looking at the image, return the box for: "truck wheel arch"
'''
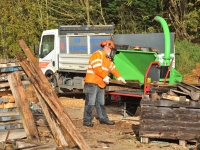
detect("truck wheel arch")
[44,69,58,88]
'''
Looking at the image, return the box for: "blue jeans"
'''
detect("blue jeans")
[83,83,108,123]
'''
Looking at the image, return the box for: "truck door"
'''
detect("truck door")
[39,34,56,74]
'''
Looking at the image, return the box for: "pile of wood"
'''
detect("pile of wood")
[139,82,200,146]
[151,81,200,102]
[0,60,24,131]
[4,40,91,149]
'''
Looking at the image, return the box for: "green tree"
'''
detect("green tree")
[102,0,162,33]
[0,0,56,58]
[161,0,200,41]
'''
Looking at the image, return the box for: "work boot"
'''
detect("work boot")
[83,121,93,127]
[99,119,115,125]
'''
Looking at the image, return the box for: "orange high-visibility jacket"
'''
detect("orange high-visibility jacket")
[85,50,121,88]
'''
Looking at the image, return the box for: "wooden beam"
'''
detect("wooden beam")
[18,39,91,150]
[8,72,40,143]
[33,86,69,147]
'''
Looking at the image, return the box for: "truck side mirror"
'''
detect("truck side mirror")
[34,44,39,55]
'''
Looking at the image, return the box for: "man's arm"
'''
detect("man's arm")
[109,62,120,78]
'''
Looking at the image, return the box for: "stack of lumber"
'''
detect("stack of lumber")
[140,82,200,145]
[0,60,23,131]
[5,39,91,149]
[0,59,39,132]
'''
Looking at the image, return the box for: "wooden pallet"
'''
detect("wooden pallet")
[139,97,200,146]
[0,59,26,132]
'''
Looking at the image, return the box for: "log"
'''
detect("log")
[8,72,40,143]
[18,39,91,150]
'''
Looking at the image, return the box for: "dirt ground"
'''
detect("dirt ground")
[59,96,197,150]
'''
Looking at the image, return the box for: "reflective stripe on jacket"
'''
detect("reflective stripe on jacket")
[85,50,121,88]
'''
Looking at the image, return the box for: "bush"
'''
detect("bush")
[175,40,200,75]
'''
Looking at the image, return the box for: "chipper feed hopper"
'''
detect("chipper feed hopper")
[113,16,182,85]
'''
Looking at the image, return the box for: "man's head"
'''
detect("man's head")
[100,40,115,57]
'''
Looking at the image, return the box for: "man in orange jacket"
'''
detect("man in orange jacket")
[83,40,126,127]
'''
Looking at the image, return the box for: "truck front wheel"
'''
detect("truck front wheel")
[45,70,58,93]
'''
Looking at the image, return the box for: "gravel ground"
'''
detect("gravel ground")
[59,97,197,150]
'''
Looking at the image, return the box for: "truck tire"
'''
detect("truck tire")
[45,70,58,93]
[105,94,111,105]
[125,103,139,116]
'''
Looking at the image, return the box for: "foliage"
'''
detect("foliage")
[0,0,56,58]
[102,0,162,33]
[175,40,200,74]
[0,0,199,76]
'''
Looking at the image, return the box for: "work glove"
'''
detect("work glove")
[117,76,126,84]
[103,76,110,84]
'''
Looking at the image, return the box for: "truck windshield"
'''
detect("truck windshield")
[40,35,54,58]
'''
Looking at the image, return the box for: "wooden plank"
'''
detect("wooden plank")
[0,91,12,97]
[140,112,200,121]
[1,95,15,103]
[106,85,138,91]
[8,72,40,143]
[0,103,3,108]
[0,129,26,142]
[0,71,26,82]
[0,124,23,130]
[140,125,200,133]
[33,86,69,147]
[139,131,198,140]
[0,80,30,88]
[4,102,17,108]
[0,108,17,113]
[109,79,140,89]
[19,39,91,150]
[141,99,200,108]
[0,59,16,64]
[0,115,20,121]
[170,89,189,95]
[0,111,19,117]
[141,106,200,115]
[161,94,190,102]
[0,120,22,125]
[141,119,200,128]
[0,63,20,68]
